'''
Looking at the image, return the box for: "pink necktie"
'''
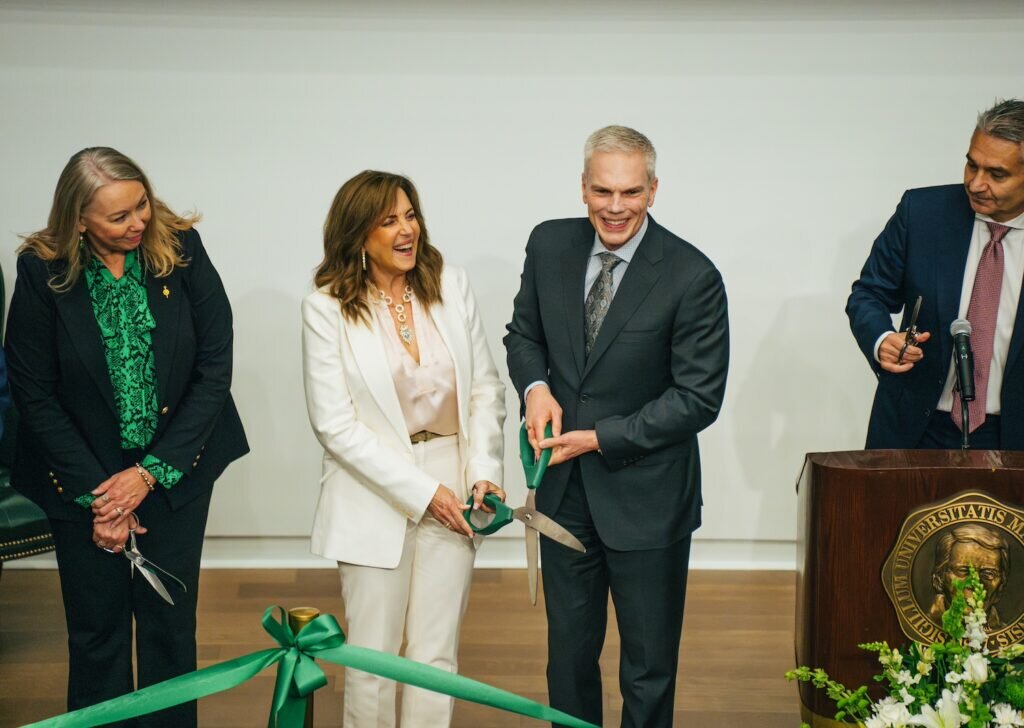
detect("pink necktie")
[952,222,1012,433]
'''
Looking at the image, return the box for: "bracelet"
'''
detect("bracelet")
[134,463,155,492]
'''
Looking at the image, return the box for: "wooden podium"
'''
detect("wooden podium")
[795,450,1024,726]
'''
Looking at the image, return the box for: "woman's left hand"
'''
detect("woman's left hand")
[92,516,147,553]
[91,467,153,524]
[471,480,506,513]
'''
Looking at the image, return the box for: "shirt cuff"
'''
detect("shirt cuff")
[524,380,548,401]
[142,454,184,489]
[75,494,97,509]
[873,331,891,363]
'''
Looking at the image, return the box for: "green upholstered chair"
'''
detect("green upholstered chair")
[0,263,54,577]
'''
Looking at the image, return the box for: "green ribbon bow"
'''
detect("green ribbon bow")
[23,606,598,728]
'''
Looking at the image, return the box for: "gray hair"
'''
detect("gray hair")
[583,125,657,181]
[976,99,1024,149]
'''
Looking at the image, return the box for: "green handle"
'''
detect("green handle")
[520,422,553,490]
[462,493,515,535]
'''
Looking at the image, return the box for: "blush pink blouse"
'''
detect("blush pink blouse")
[370,295,459,437]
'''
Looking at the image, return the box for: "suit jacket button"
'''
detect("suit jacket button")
[579,394,590,403]
[48,471,54,477]
[924,409,931,416]
[56,486,63,493]
[160,406,170,415]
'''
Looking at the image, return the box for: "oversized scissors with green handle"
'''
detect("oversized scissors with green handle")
[463,422,585,605]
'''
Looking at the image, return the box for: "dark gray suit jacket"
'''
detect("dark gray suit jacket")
[504,216,729,550]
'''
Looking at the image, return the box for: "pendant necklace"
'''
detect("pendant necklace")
[374,284,415,344]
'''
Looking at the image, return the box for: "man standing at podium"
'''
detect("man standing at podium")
[847,99,1024,451]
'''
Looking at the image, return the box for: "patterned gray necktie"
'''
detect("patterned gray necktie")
[584,252,623,355]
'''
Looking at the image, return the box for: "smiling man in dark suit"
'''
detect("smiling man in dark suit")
[504,125,729,727]
[847,99,1024,450]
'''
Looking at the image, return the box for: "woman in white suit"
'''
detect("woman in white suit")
[301,170,506,728]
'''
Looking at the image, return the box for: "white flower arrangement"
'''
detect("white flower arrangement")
[787,567,1024,727]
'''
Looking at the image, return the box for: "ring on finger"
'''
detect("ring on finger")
[115,506,125,516]
[101,494,111,503]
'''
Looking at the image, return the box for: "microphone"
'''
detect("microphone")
[950,319,975,402]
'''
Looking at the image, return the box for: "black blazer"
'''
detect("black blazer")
[4,228,249,522]
[847,184,1024,450]
[504,216,729,550]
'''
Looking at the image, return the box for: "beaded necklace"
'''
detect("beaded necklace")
[371,283,415,344]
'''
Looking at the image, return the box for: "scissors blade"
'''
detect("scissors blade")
[125,551,176,605]
[515,507,586,553]
[525,525,539,606]
[524,490,540,605]
[908,295,922,332]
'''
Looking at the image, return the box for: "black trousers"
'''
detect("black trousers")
[49,480,212,727]
[917,411,1002,450]
[541,464,692,728]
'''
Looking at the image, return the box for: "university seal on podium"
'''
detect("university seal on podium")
[882,491,1024,649]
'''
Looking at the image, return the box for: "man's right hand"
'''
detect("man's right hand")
[525,384,562,459]
[878,330,932,373]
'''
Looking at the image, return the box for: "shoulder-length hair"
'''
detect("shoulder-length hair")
[315,170,443,324]
[18,147,198,291]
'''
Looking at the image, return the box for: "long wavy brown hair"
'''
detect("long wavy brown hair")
[18,147,198,291]
[316,170,444,323]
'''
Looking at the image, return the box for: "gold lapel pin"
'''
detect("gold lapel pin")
[162,285,170,299]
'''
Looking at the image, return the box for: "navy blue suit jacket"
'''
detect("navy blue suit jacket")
[846,184,1024,450]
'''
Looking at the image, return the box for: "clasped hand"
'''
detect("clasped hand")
[90,466,153,525]
[92,515,147,553]
[90,466,153,551]
[878,330,932,374]
[525,385,600,465]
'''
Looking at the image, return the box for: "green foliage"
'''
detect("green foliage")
[787,566,1024,726]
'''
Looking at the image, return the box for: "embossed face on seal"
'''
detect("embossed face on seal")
[882,491,1024,650]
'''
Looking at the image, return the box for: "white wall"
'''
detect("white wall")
[3,0,1023,568]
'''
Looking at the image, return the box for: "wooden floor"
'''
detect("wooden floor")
[0,568,801,727]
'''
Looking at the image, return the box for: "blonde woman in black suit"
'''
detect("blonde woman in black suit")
[6,147,248,726]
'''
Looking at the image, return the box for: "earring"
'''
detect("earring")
[361,249,367,271]
[78,232,85,249]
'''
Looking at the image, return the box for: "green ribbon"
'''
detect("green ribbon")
[22,606,598,728]
[520,421,552,489]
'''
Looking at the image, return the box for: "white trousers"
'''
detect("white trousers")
[339,435,476,728]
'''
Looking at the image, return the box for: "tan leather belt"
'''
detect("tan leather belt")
[410,430,449,444]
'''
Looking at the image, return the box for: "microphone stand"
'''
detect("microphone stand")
[960,394,970,451]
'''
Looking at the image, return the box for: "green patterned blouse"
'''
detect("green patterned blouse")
[74,251,183,509]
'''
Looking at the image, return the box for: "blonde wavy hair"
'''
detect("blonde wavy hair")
[315,170,443,323]
[18,147,198,291]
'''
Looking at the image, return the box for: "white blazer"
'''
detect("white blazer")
[302,265,506,568]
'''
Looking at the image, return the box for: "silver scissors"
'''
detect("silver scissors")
[104,512,187,605]
[897,295,923,364]
[464,423,586,605]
